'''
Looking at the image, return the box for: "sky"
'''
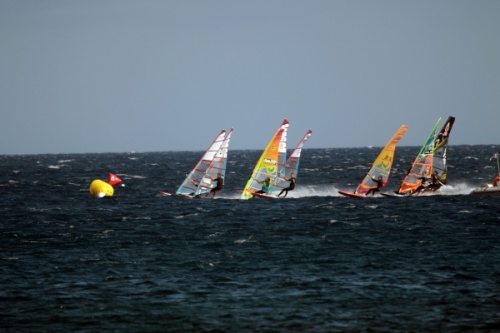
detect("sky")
[1,0,499,154]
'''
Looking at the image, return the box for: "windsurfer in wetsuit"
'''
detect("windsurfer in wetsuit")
[492,174,500,187]
[365,174,383,196]
[413,171,441,194]
[254,177,271,195]
[411,173,431,194]
[426,171,442,191]
[206,173,223,198]
[277,173,296,197]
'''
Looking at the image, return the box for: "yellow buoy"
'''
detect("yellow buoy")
[89,179,114,198]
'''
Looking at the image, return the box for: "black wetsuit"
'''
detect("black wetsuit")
[208,176,223,197]
[426,173,441,191]
[278,176,296,197]
[366,177,383,196]
[413,175,431,194]
[212,176,223,191]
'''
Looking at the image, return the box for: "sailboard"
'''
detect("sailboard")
[252,192,279,199]
[241,119,289,199]
[338,125,408,198]
[272,129,313,196]
[394,118,442,196]
[162,128,233,197]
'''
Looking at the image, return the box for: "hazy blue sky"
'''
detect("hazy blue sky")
[1,1,499,154]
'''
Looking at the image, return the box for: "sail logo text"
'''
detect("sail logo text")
[263,158,277,165]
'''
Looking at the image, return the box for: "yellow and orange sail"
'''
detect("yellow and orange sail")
[241,119,289,199]
[352,125,408,195]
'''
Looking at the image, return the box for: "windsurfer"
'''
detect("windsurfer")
[365,174,383,196]
[492,174,500,187]
[205,173,224,198]
[277,173,296,197]
[413,171,441,194]
[409,173,429,195]
[254,177,271,195]
[426,171,442,191]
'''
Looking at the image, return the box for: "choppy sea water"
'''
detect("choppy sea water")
[1,145,499,332]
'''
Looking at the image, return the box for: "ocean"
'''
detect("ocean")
[1,145,499,332]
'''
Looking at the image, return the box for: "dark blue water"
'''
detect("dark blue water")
[1,146,500,332]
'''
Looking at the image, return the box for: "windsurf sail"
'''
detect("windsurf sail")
[492,153,500,175]
[395,118,442,195]
[431,116,455,185]
[176,129,229,196]
[273,129,313,194]
[241,119,289,199]
[340,125,408,196]
[491,153,500,186]
[197,128,233,196]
